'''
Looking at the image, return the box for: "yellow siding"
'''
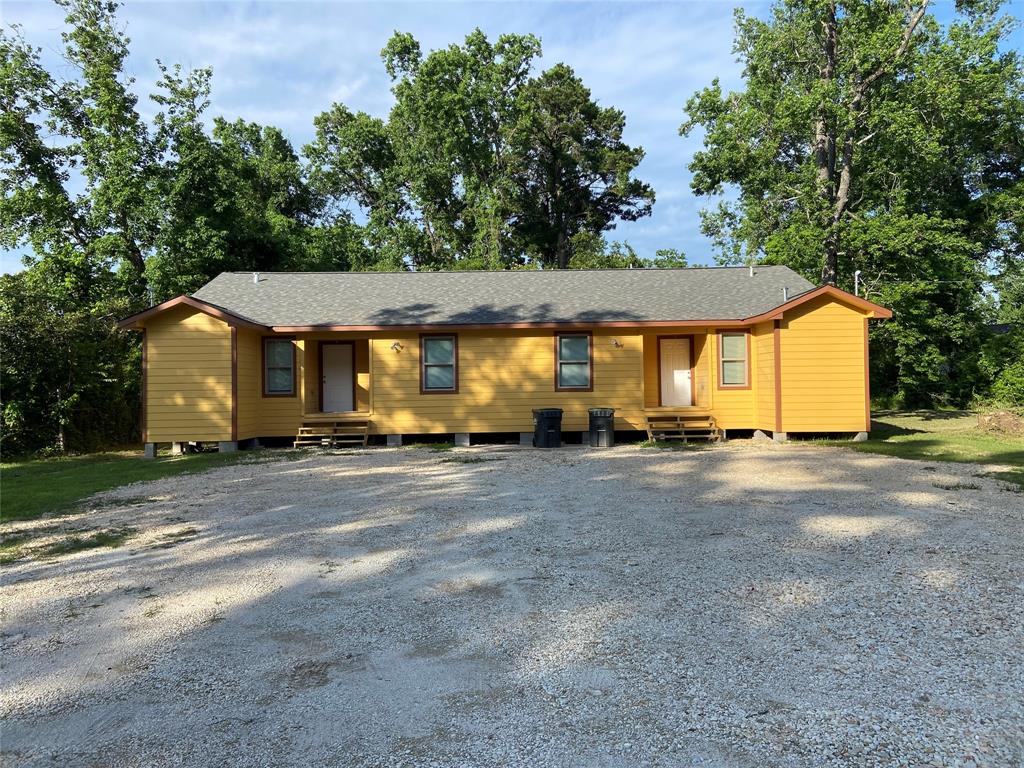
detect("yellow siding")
[235,330,303,439]
[367,328,646,433]
[140,296,872,440]
[705,330,756,430]
[145,306,232,442]
[753,321,776,431]
[779,295,868,432]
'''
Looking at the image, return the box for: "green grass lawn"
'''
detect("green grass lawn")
[835,411,1024,488]
[1,450,261,522]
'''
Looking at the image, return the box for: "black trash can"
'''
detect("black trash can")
[588,408,615,448]
[532,408,563,448]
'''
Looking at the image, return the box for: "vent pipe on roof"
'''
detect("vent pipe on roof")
[783,286,789,302]
[749,265,754,277]
[252,272,260,284]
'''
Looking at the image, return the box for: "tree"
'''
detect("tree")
[0,248,139,455]
[511,64,655,269]
[147,113,328,299]
[566,235,689,269]
[305,103,425,271]
[1,0,160,300]
[307,31,655,270]
[682,0,1024,406]
[1,0,334,453]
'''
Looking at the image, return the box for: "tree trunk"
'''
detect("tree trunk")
[555,223,569,269]
[818,0,929,286]
[813,4,837,199]
[815,3,839,285]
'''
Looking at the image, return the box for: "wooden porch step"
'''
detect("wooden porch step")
[294,419,369,448]
[645,413,721,443]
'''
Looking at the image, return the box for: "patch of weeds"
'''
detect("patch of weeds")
[0,533,31,565]
[981,469,1024,492]
[639,439,711,451]
[151,527,199,549]
[142,604,164,618]
[402,441,455,452]
[660,442,711,451]
[79,495,159,513]
[39,527,137,559]
[439,456,505,464]
[932,482,982,491]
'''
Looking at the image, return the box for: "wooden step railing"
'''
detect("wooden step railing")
[293,419,369,448]
[645,412,721,443]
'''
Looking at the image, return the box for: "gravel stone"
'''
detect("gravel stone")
[1,443,1022,767]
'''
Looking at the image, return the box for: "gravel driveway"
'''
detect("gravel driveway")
[2,443,1022,767]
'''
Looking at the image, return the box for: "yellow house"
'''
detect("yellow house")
[118,267,892,455]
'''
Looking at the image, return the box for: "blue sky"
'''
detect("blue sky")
[2,0,1020,274]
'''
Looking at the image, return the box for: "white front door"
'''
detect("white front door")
[322,343,354,412]
[660,338,692,406]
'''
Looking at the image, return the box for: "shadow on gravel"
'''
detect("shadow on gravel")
[3,445,1021,767]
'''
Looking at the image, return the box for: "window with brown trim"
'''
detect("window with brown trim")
[555,333,592,390]
[263,337,296,396]
[420,334,458,393]
[718,332,749,387]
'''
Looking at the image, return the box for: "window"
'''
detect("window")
[263,337,295,396]
[556,333,592,390]
[718,332,749,387]
[420,334,458,393]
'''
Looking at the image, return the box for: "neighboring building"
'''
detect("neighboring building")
[118,267,892,454]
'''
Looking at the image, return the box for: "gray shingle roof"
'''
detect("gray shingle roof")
[191,267,816,327]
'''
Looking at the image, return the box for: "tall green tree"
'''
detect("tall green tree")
[307,30,654,270]
[511,64,655,269]
[305,104,425,271]
[682,0,1024,406]
[1,0,336,453]
[1,0,158,299]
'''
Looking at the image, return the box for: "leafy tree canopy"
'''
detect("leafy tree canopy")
[306,30,655,270]
[682,0,1024,406]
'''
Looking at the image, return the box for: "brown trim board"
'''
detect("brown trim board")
[773,320,783,434]
[231,327,238,441]
[118,295,269,330]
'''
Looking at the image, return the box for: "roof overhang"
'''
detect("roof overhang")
[117,295,270,331]
[741,284,893,322]
[119,282,891,332]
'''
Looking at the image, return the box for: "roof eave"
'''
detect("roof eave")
[117,295,271,331]
[742,284,893,323]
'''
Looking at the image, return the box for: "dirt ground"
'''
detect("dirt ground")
[2,443,1022,767]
